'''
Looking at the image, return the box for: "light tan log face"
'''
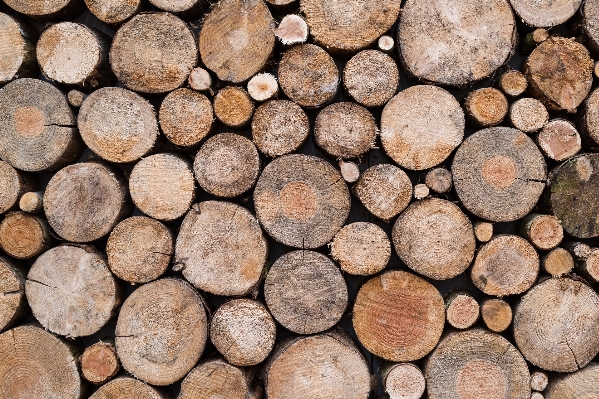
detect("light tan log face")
[511,0,583,28]
[330,222,391,276]
[90,376,167,399]
[251,100,309,157]
[0,13,37,85]
[84,0,143,25]
[545,362,599,399]
[343,50,399,108]
[179,359,254,399]
[159,88,213,148]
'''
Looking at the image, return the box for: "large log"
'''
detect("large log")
[251,100,309,157]
[0,257,26,332]
[330,222,391,276]
[342,50,399,108]
[510,0,582,27]
[179,359,259,399]
[0,161,34,215]
[89,377,168,399]
[0,13,38,86]
[545,363,599,399]
[3,0,84,21]
[158,88,213,148]
[0,211,51,259]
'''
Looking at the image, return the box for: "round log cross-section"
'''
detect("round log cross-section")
[84,0,144,25]
[80,341,120,384]
[0,161,34,215]
[3,0,83,21]
[330,222,391,276]
[343,49,399,108]
[0,211,51,259]
[159,88,213,148]
[537,119,581,161]
[481,298,513,333]
[380,362,426,399]
[510,0,583,28]
[464,88,509,127]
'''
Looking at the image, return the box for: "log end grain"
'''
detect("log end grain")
[381,363,425,399]
[188,67,213,92]
[537,119,581,161]
[159,88,213,148]
[80,341,120,384]
[83,0,143,25]
[90,376,168,399]
[413,183,429,199]
[214,86,255,129]
[474,221,494,243]
[480,298,512,332]
[330,222,391,276]
[0,13,38,85]
[0,257,26,332]
[0,161,28,214]
[531,371,549,392]
[339,159,360,183]
[0,211,51,259]
[508,97,549,133]
[67,89,87,107]
[378,35,395,53]
[446,292,479,330]
[498,70,528,97]
[578,248,599,282]
[4,0,83,20]
[247,72,278,102]
[545,363,599,399]
[464,88,508,127]
[521,213,564,250]
[511,0,583,27]
[179,359,255,399]
[425,167,452,193]
[343,50,399,108]
[543,247,574,276]
[275,14,308,45]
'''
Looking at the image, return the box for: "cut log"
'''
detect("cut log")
[415,186,431,200]
[392,198,476,280]
[84,0,144,25]
[339,160,360,183]
[179,359,258,399]
[480,298,513,333]
[510,0,582,27]
[537,119,581,161]
[210,299,276,366]
[524,37,593,112]
[251,99,309,157]
[174,201,268,296]
[0,78,82,172]
[330,222,391,276]
[547,153,599,238]
[378,35,395,53]
[580,88,599,149]
[498,70,528,98]
[0,13,38,85]
[314,102,376,159]
[264,331,370,399]
[0,325,83,398]
[520,28,550,53]
[3,0,84,21]
[78,86,159,163]
[254,154,350,248]
[247,73,278,101]
[474,221,494,243]
[352,164,412,222]
[188,67,213,92]
[264,250,347,334]
[530,371,548,392]
[274,14,308,45]
[584,0,599,53]
[343,50,399,108]
[513,277,599,372]
[36,22,113,90]
[44,161,130,242]
[149,0,207,19]
[159,88,213,148]
[110,12,197,94]
[425,167,452,193]
[0,211,51,259]
[278,44,339,108]
[464,88,508,127]
[266,0,298,14]
[193,133,260,198]
[531,393,544,399]
[564,240,593,259]
[425,329,531,399]
[520,213,563,250]
[301,0,401,56]
[67,89,87,107]
[89,377,168,399]
[508,98,549,133]
[116,278,208,386]
[214,86,255,129]
[26,244,122,338]
[380,85,464,170]
[542,247,574,276]
[80,341,120,384]
[471,234,539,296]
[399,0,516,86]
[0,257,26,332]
[452,127,546,222]
[0,161,34,215]
[199,0,275,84]
[353,270,445,361]
[106,216,173,284]
[379,363,425,399]
[545,363,599,399]
[445,291,480,330]
[577,248,599,282]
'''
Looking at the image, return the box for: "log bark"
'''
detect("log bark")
[520,213,563,250]
[508,98,549,133]
[187,67,213,92]
[425,329,531,399]
[510,0,582,27]
[106,216,173,284]
[179,358,258,399]
[251,100,309,157]
[330,222,391,276]
[67,89,87,107]
[399,0,516,86]
[0,78,82,172]
[0,161,34,215]
[174,201,268,296]
[445,291,480,330]
[26,244,122,338]
[497,70,528,98]
[425,167,452,193]
[278,44,339,108]
[480,298,512,333]
[537,119,581,161]
[247,73,278,102]
[464,88,508,127]
[44,161,131,242]
[84,0,144,25]
[116,278,208,386]
[342,50,399,108]
[199,0,275,84]
[254,154,350,248]
[545,362,599,399]
[577,248,599,282]
[274,14,308,45]
[158,88,213,148]
[352,164,412,222]
[264,250,347,334]
[80,341,120,384]
[542,247,574,276]
[210,299,276,366]
[338,160,360,183]
[471,234,539,296]
[474,221,494,243]
[213,86,255,129]
[0,211,51,259]
[0,256,26,332]
[530,371,548,392]
[0,13,38,85]
[380,85,464,170]
[379,362,425,399]
[3,0,84,21]
[149,0,207,19]
[89,376,169,399]
[110,12,197,94]
[452,127,546,222]
[353,270,445,361]
[513,277,599,372]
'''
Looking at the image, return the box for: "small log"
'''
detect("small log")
[175,201,268,296]
[44,161,130,242]
[524,37,593,112]
[339,160,360,183]
[452,127,546,222]
[199,0,275,83]
[278,44,339,108]
[510,0,582,27]
[353,164,412,222]
[536,119,581,161]
[381,85,464,170]
[0,325,83,398]
[425,329,531,399]
[188,67,213,92]
[214,86,255,129]
[80,341,120,384]
[254,154,350,248]
[520,213,563,250]
[110,12,197,94]
[179,359,258,399]
[89,376,168,399]
[379,363,425,399]
[264,250,347,334]
[542,247,574,276]
[474,221,494,243]
[84,0,144,25]
[0,78,82,172]
[471,235,540,296]
[3,0,84,21]
[514,277,599,372]
[0,161,34,215]
[378,35,395,53]
[264,331,371,399]
[210,299,276,366]
[26,245,121,338]
[399,0,516,86]
[247,73,278,101]
[343,50,399,108]
[0,211,51,259]
[266,0,298,14]
[425,167,452,193]
[393,198,476,280]
[519,28,549,53]
[531,371,549,392]
[106,216,173,284]
[274,14,308,45]
[0,13,38,85]
[531,393,544,399]
[577,248,599,282]
[480,298,512,333]
[445,291,479,330]
[0,256,26,332]
[413,183,429,199]
[251,99,309,157]
[584,0,599,53]
[78,87,159,163]
[564,240,593,259]
[464,88,508,127]
[67,89,87,107]
[498,70,528,98]
[353,270,445,361]
[508,97,549,133]
[149,0,207,19]
[545,363,599,399]
[159,88,213,148]
[330,222,391,276]
[116,278,208,386]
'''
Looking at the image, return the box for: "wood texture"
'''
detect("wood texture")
[3,0,84,21]
[584,0,599,53]
[508,98,549,133]
[577,248,599,282]
[159,88,213,148]
[274,14,308,45]
[379,363,425,399]
[537,119,580,161]
[0,161,34,214]
[0,211,51,259]
[330,222,391,276]
[84,0,144,25]
[445,291,479,330]
[520,213,563,250]
[425,167,452,193]
[510,0,582,27]
[0,257,26,332]
[179,359,257,399]
[480,298,513,332]
[545,362,599,399]
[378,35,394,53]
[343,50,399,108]
[213,86,255,129]
[413,183,429,199]
[187,67,212,92]
[464,88,508,127]
[474,221,494,242]
[89,376,168,399]
[339,159,360,183]
[581,87,599,148]
[0,13,38,85]
[248,72,278,102]
[80,341,120,384]
[149,0,207,19]
[542,247,574,276]
[530,371,548,392]
[67,89,86,107]
[498,70,528,97]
